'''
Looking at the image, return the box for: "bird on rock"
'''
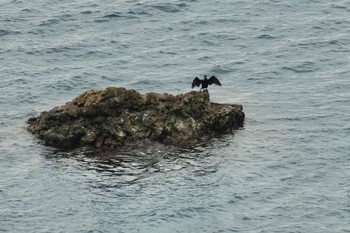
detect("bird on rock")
[192,75,221,92]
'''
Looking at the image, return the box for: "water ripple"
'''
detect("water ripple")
[281,61,319,73]
[148,3,188,13]
[102,12,138,20]
[257,34,276,39]
[0,29,21,37]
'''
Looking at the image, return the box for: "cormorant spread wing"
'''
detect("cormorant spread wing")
[192,77,202,88]
[208,76,221,86]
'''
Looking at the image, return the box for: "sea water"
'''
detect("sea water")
[1,0,350,232]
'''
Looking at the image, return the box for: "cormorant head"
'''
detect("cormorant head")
[204,75,207,80]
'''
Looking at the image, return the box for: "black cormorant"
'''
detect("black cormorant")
[192,75,221,91]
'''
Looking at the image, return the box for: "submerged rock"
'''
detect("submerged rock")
[27,87,245,148]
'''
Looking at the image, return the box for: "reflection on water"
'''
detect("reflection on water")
[43,138,227,194]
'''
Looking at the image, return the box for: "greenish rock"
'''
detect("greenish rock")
[26,87,245,148]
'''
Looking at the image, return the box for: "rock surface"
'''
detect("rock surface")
[27,87,245,148]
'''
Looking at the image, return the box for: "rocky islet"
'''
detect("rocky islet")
[26,87,245,148]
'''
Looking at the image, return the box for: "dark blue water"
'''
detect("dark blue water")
[1,1,350,232]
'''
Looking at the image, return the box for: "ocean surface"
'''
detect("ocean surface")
[1,0,350,232]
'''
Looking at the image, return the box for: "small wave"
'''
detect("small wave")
[101,76,124,82]
[128,10,152,16]
[25,49,44,55]
[196,20,209,25]
[295,38,349,50]
[0,29,10,37]
[45,46,75,54]
[0,29,20,37]
[213,33,239,41]
[94,18,109,23]
[210,65,236,74]
[257,34,276,39]
[268,113,334,122]
[202,39,217,46]
[80,10,94,15]
[100,12,138,21]
[20,8,31,12]
[282,62,319,73]
[159,51,177,55]
[47,76,98,92]
[228,194,246,204]
[331,4,348,11]
[149,3,187,13]
[103,12,123,18]
[216,18,240,24]
[39,19,59,26]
